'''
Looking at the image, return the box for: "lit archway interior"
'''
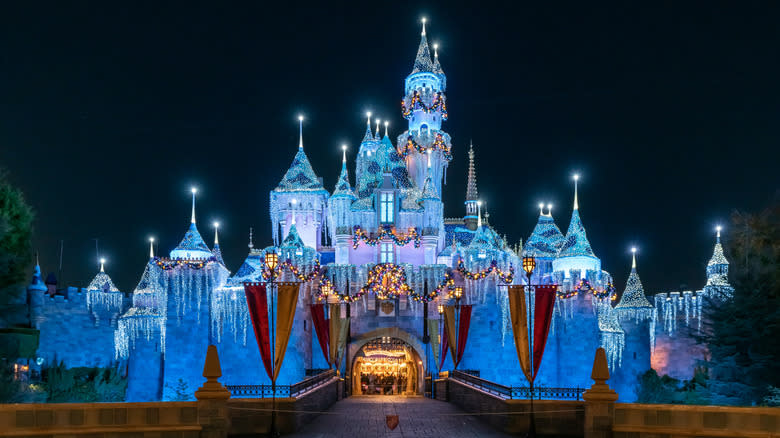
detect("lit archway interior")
[352,337,422,395]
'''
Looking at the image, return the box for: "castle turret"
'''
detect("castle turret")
[553,174,601,277]
[523,203,565,281]
[614,248,654,321]
[269,117,329,248]
[27,260,47,328]
[329,145,356,264]
[170,188,213,260]
[464,143,479,231]
[85,259,123,326]
[420,151,443,263]
[704,226,733,298]
[211,222,225,265]
[399,19,451,195]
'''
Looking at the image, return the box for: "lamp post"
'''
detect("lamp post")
[264,250,280,438]
[453,286,463,370]
[422,282,430,397]
[522,256,537,438]
[435,303,444,399]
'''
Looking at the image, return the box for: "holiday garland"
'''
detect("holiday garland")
[259,258,321,282]
[155,257,211,270]
[352,226,421,249]
[398,134,453,161]
[314,264,454,303]
[401,91,448,120]
[556,278,616,300]
[456,258,515,284]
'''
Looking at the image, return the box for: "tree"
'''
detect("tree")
[699,195,780,405]
[0,169,34,301]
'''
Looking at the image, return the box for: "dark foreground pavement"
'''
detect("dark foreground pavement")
[286,395,512,438]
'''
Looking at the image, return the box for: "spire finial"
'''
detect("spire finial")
[298,115,304,150]
[547,203,553,216]
[36,251,39,266]
[573,174,580,210]
[191,187,197,224]
[99,258,106,273]
[716,225,722,243]
[421,17,427,36]
[466,141,478,201]
[384,121,389,137]
[631,247,637,270]
[248,227,254,250]
[213,222,220,245]
[538,202,544,215]
[341,144,347,164]
[433,43,439,60]
[291,198,297,225]
[477,200,483,228]
[149,237,155,259]
[375,118,381,137]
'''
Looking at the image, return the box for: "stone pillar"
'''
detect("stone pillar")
[195,345,231,438]
[335,235,351,264]
[422,235,438,265]
[583,348,618,438]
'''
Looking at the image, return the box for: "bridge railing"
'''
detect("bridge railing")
[450,370,584,400]
[226,369,336,398]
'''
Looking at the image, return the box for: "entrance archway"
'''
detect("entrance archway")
[352,337,423,395]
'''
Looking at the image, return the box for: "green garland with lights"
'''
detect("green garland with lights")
[398,134,452,160]
[352,226,421,249]
[401,90,448,120]
[456,258,514,284]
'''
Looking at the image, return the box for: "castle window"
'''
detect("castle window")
[380,192,394,224]
[380,242,394,263]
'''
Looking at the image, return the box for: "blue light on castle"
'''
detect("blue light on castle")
[26,19,734,402]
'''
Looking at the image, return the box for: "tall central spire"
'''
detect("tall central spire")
[411,18,434,73]
[191,187,197,223]
[467,142,478,201]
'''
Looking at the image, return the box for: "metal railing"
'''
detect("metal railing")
[451,370,584,401]
[226,369,336,398]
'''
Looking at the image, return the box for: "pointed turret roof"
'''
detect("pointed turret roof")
[432,43,444,75]
[173,222,212,255]
[362,113,375,143]
[411,20,434,74]
[524,210,565,258]
[332,149,356,198]
[28,263,47,292]
[708,229,729,267]
[558,178,597,259]
[421,174,439,200]
[615,252,653,311]
[86,263,119,292]
[132,261,159,295]
[282,224,305,248]
[275,148,325,192]
[466,143,478,201]
[226,250,265,286]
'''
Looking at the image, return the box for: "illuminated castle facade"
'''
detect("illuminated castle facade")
[25,21,733,402]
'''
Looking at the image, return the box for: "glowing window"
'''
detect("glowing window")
[380,192,394,224]
[380,242,394,263]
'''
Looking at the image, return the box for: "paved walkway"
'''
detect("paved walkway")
[286,395,511,438]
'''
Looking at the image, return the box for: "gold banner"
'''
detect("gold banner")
[443,306,458,364]
[427,319,440,370]
[508,285,532,383]
[273,283,300,382]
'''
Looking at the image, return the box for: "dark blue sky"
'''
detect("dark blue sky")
[1,1,778,292]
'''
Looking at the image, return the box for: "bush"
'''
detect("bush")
[43,362,127,402]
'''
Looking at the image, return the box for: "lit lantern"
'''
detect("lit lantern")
[265,251,279,271]
[522,256,536,275]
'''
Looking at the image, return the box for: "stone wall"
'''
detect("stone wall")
[447,378,585,437]
[613,403,780,437]
[0,401,200,437]
[32,287,129,368]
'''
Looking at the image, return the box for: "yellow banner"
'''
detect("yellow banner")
[273,283,300,382]
[427,319,440,371]
[508,285,532,383]
[443,306,458,364]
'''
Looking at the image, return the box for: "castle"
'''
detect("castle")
[25,20,734,402]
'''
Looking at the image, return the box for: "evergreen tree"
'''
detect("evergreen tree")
[0,169,34,296]
[700,196,779,405]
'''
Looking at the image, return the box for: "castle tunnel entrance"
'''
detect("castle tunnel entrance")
[352,337,422,395]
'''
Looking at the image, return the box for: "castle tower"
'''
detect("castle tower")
[269,117,329,248]
[614,248,654,321]
[399,19,451,195]
[170,188,213,260]
[704,226,734,298]
[211,222,225,265]
[329,146,356,264]
[464,143,479,231]
[27,260,47,329]
[553,175,601,277]
[420,151,443,262]
[523,203,565,280]
[85,259,123,327]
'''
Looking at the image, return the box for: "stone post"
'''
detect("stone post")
[582,348,618,438]
[195,345,231,438]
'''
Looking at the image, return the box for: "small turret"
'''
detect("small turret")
[170,188,213,260]
[614,248,654,321]
[27,259,47,328]
[553,174,601,276]
[704,226,733,298]
[212,222,225,265]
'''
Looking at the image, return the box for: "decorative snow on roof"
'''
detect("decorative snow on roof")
[411,22,434,74]
[332,159,355,199]
[226,250,265,286]
[707,242,729,267]
[557,210,596,259]
[468,225,504,252]
[171,223,212,259]
[420,173,439,200]
[615,260,654,317]
[524,213,565,258]
[212,244,225,265]
[353,135,414,206]
[275,149,326,192]
[282,224,305,248]
[86,268,119,292]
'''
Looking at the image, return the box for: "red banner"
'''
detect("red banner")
[244,283,272,380]
[532,285,557,380]
[439,324,448,371]
[309,304,330,366]
[455,305,473,367]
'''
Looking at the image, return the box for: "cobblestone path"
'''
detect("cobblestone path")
[286,395,511,437]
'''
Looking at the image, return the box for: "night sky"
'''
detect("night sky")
[1,2,778,294]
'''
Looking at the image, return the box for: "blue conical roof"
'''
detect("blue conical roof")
[523,213,565,258]
[332,161,355,199]
[282,224,305,248]
[29,264,47,292]
[275,149,325,192]
[226,250,265,286]
[212,244,225,265]
[86,268,119,292]
[615,267,653,310]
[411,27,434,74]
[173,222,212,254]
[557,210,596,259]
